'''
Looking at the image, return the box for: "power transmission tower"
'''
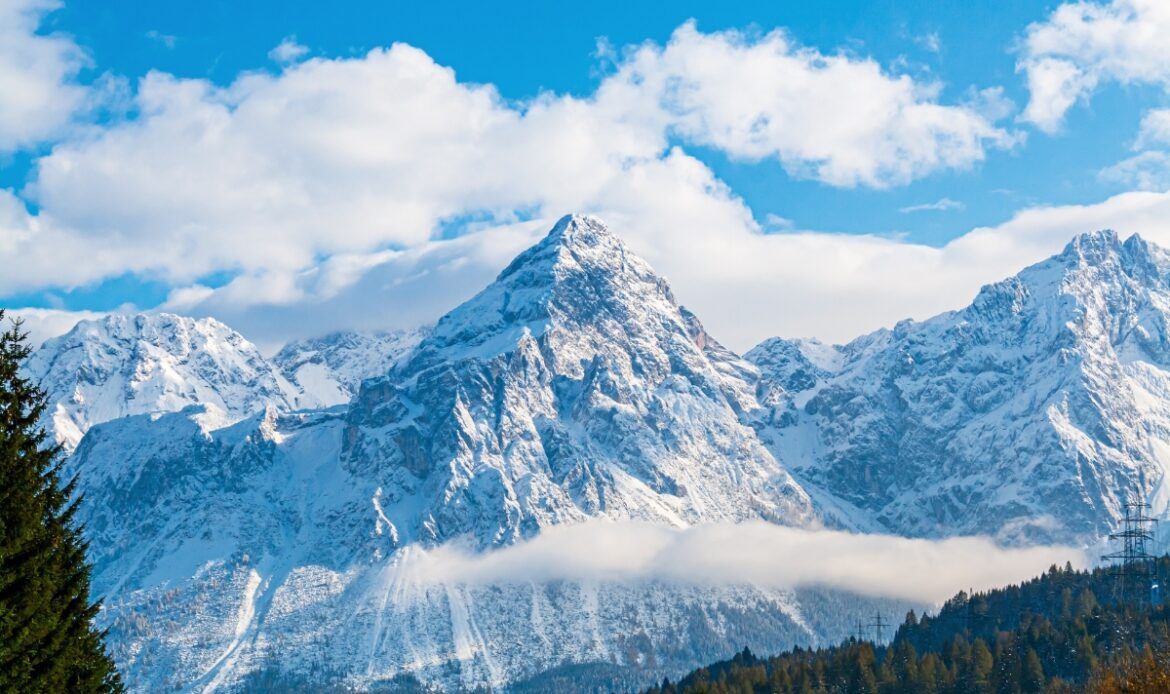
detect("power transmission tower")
[855,617,865,643]
[1102,499,1159,605]
[868,611,887,644]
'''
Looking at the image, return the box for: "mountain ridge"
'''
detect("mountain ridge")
[29,218,1170,692]
[747,228,1170,543]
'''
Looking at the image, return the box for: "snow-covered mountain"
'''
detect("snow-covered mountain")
[23,313,299,451]
[50,218,1170,692]
[273,328,427,408]
[748,230,1170,544]
[68,215,827,692]
[342,214,815,548]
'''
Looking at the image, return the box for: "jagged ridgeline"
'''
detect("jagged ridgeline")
[640,559,1170,694]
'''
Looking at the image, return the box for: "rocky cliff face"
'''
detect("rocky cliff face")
[342,214,815,548]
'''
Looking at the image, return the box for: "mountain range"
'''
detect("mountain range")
[20,215,1170,692]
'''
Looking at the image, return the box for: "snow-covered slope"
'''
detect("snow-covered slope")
[273,328,427,408]
[69,216,825,692]
[23,313,299,451]
[749,230,1170,543]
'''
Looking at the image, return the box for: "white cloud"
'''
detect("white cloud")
[268,36,308,64]
[603,22,1014,188]
[1019,0,1170,132]
[1135,107,1170,148]
[1099,150,1170,190]
[899,197,964,213]
[917,32,942,54]
[158,184,1170,352]
[390,520,1084,605]
[0,0,88,152]
[763,213,796,230]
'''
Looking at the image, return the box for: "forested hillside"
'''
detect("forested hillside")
[639,559,1170,694]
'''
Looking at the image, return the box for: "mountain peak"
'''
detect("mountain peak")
[1055,229,1163,272]
[24,311,298,451]
[423,214,676,363]
[1060,228,1121,259]
[545,213,612,246]
[495,213,627,283]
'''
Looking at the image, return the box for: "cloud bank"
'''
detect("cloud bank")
[0,14,1029,349]
[390,520,1085,605]
[5,5,1170,352]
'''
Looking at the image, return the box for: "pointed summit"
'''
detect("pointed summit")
[1058,228,1122,264]
[422,213,675,365]
[1052,229,1166,280]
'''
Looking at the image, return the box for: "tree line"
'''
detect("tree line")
[638,559,1170,694]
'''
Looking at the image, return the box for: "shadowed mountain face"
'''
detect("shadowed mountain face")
[748,230,1170,543]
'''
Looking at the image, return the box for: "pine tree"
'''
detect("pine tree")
[0,314,121,693]
[1022,647,1045,694]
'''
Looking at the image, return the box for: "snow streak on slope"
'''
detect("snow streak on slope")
[749,230,1170,543]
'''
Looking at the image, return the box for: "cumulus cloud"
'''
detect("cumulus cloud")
[1019,0,1170,133]
[603,22,1014,188]
[1099,150,1170,190]
[0,0,88,151]
[5,16,1160,353]
[1135,107,1170,149]
[389,520,1084,605]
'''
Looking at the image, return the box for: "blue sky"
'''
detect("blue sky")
[6,0,1170,349]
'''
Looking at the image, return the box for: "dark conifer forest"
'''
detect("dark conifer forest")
[0,313,122,693]
[637,559,1170,694]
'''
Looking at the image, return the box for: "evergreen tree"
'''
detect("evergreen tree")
[0,314,121,693]
[1022,647,1045,693]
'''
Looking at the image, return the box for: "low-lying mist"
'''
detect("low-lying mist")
[394,520,1086,605]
